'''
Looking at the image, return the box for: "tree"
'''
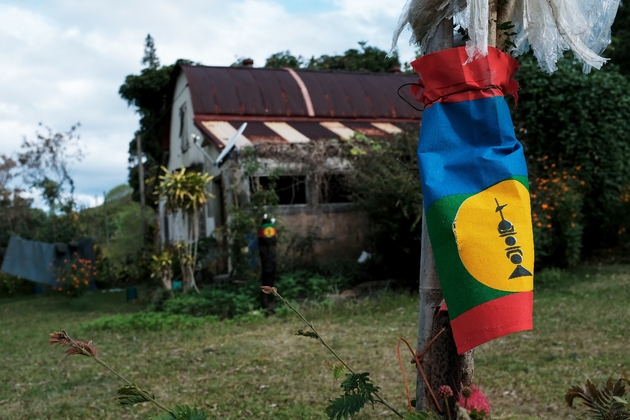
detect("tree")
[263,42,402,72]
[264,51,305,69]
[610,0,630,74]
[308,41,401,72]
[0,155,44,258]
[17,123,85,242]
[17,122,83,204]
[141,34,160,69]
[119,35,194,208]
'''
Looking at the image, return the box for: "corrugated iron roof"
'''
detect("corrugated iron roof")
[181,65,421,121]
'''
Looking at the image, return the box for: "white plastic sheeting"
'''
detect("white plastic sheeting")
[391,0,467,58]
[391,0,621,73]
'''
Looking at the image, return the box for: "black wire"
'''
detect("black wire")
[397,83,425,112]
[424,84,502,106]
[396,158,418,172]
[397,82,505,111]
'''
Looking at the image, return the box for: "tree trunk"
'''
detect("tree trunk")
[416,18,475,415]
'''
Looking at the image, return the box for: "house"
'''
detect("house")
[160,62,421,275]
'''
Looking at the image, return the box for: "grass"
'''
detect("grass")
[1,265,630,419]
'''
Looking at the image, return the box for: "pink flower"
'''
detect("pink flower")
[458,386,491,414]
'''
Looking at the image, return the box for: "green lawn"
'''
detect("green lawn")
[2,265,629,419]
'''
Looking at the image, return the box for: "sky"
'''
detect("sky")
[0,0,417,209]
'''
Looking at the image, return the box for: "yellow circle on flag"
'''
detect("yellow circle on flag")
[453,180,534,292]
[263,227,276,238]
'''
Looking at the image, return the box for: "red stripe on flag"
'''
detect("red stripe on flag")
[450,291,533,354]
[410,46,520,108]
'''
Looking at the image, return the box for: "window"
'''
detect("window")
[320,173,351,204]
[179,104,189,152]
[251,175,307,205]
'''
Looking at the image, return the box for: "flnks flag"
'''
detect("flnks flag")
[412,47,534,354]
[258,215,277,311]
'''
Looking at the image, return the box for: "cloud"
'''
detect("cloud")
[0,0,417,208]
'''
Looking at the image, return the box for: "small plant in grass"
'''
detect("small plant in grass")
[48,329,209,419]
[79,312,208,332]
[150,249,174,292]
[566,373,630,419]
[264,285,493,420]
[262,285,407,419]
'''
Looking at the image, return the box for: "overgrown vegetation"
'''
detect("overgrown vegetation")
[146,270,348,321]
[513,53,630,267]
[343,129,422,285]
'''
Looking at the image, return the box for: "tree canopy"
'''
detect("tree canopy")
[610,0,630,74]
[263,41,402,72]
[118,34,193,207]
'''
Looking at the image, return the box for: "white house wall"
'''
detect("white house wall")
[167,73,205,172]
[163,72,226,244]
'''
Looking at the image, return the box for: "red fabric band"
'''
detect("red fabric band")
[410,46,520,108]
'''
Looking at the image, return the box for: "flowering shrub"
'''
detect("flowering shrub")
[529,158,585,267]
[457,386,491,419]
[50,252,94,297]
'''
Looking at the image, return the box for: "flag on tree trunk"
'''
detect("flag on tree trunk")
[258,215,277,313]
[412,46,534,354]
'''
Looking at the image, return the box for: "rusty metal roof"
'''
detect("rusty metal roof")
[180,65,421,122]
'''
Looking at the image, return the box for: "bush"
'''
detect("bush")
[514,53,630,267]
[0,273,34,298]
[80,312,209,332]
[159,286,259,319]
[149,270,350,320]
[343,129,423,286]
[535,267,565,287]
[275,270,348,300]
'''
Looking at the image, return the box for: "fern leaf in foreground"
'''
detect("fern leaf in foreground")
[325,372,380,419]
[326,394,369,420]
[340,372,379,404]
[295,329,319,339]
[117,385,154,406]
